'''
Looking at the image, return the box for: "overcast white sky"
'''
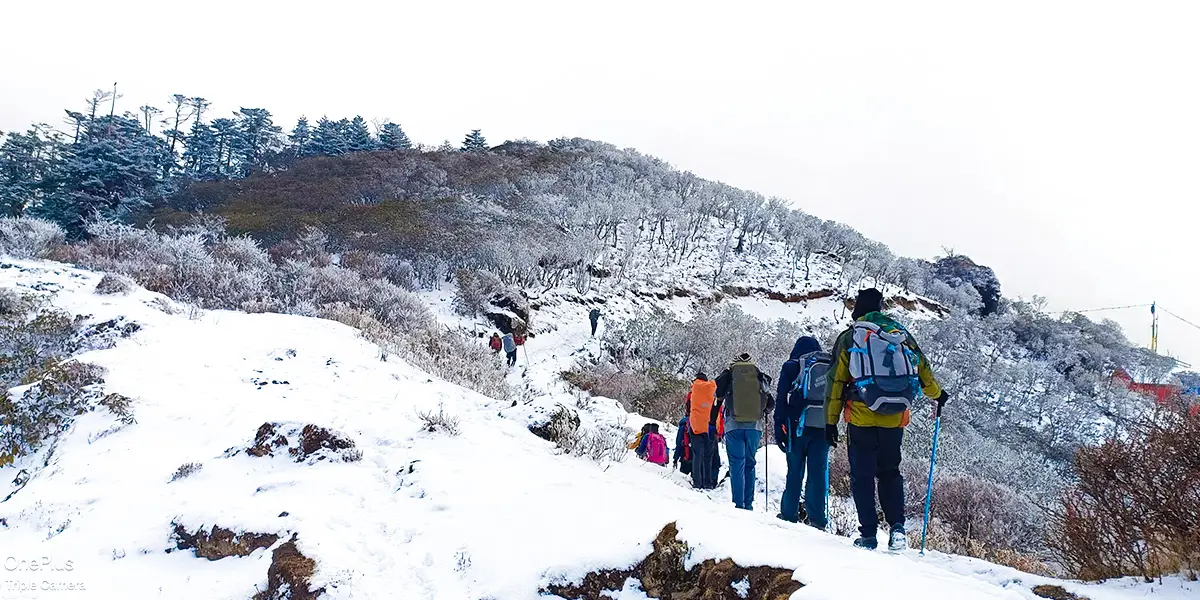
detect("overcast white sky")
[3,1,1199,365]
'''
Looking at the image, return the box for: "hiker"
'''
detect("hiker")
[632,423,653,458]
[644,424,670,466]
[674,415,722,478]
[673,416,691,473]
[713,354,774,510]
[827,288,948,552]
[686,373,719,490]
[501,331,518,367]
[514,331,527,347]
[589,308,601,337]
[774,335,831,529]
[488,333,502,353]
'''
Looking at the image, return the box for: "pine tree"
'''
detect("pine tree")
[311,117,348,156]
[182,120,219,180]
[234,107,283,174]
[210,118,243,178]
[35,114,172,237]
[344,116,377,153]
[290,117,314,158]
[378,121,412,150]
[461,129,489,153]
[0,125,63,217]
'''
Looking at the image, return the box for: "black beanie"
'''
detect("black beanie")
[852,288,884,320]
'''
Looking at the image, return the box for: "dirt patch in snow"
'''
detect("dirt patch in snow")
[544,522,802,600]
[243,422,360,463]
[171,522,278,560]
[253,534,325,600]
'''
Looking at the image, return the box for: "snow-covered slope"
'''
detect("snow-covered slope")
[0,260,1193,600]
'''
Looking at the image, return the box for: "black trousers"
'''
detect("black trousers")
[847,424,906,538]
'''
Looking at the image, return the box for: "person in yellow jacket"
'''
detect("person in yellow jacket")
[825,288,948,552]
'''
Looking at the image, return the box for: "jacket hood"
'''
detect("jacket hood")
[789,336,821,360]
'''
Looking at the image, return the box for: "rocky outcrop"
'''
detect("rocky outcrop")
[544,522,802,600]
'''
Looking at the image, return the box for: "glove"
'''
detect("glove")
[708,425,717,438]
[936,391,950,408]
[775,422,788,452]
[825,426,839,449]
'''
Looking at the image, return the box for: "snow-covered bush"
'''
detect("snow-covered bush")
[0,216,66,259]
[94,273,133,295]
[452,268,503,317]
[393,328,510,402]
[341,250,417,291]
[1,361,106,458]
[169,462,203,482]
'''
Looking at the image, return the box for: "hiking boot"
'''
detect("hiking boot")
[853,536,878,550]
[888,527,908,553]
[776,512,798,524]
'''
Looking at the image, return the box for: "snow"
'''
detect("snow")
[1,258,1195,600]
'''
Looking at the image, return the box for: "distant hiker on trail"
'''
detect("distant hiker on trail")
[644,424,669,466]
[713,354,774,510]
[674,414,721,478]
[489,333,502,353]
[827,288,947,552]
[589,308,601,337]
[775,335,831,529]
[514,332,526,347]
[686,373,720,490]
[501,332,518,367]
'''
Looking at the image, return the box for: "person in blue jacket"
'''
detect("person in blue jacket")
[774,335,829,529]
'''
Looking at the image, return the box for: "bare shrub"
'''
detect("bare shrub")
[417,403,461,436]
[169,462,203,482]
[341,250,417,291]
[99,392,135,424]
[556,424,630,463]
[94,273,133,295]
[0,217,66,259]
[1048,412,1200,581]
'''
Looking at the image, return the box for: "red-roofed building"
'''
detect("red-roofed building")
[1111,368,1184,407]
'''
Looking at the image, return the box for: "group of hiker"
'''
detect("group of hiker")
[488,330,526,367]
[631,288,948,553]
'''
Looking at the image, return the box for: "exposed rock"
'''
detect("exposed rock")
[528,405,581,444]
[720,285,835,304]
[1032,584,1088,600]
[171,523,278,561]
[252,534,325,600]
[247,422,289,458]
[544,522,802,600]
[246,422,359,463]
[94,273,133,295]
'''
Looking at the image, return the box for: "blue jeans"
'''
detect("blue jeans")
[847,425,906,539]
[724,428,762,510]
[780,427,829,528]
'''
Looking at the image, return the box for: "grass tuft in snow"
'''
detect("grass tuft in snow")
[168,462,203,483]
[417,402,461,436]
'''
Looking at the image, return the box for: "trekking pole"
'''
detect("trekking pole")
[763,418,769,514]
[919,401,944,556]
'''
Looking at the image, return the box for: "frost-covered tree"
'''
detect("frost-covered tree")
[461,129,488,153]
[234,108,283,174]
[378,121,411,150]
[289,117,314,158]
[0,125,63,216]
[311,117,348,156]
[343,116,377,153]
[182,121,219,180]
[34,114,172,237]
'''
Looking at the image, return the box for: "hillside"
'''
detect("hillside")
[1,258,1194,600]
